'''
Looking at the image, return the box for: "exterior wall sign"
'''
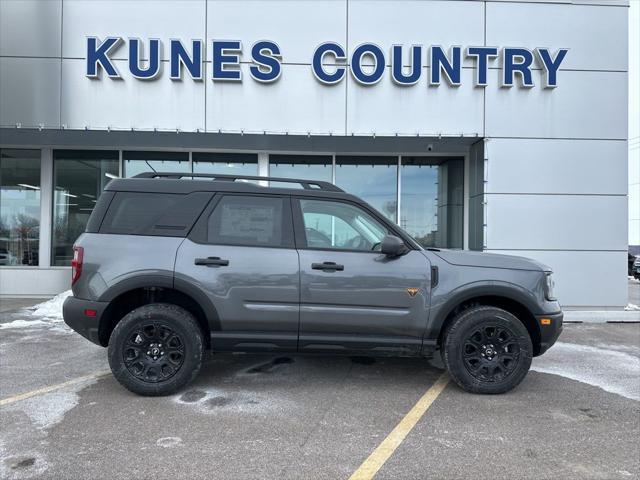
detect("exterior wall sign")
[86,37,568,88]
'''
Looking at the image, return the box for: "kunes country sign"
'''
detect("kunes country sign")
[86,37,569,88]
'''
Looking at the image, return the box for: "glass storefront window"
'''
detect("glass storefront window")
[193,152,258,177]
[123,151,189,177]
[0,149,40,266]
[269,155,332,186]
[400,156,463,249]
[335,156,397,222]
[52,150,118,265]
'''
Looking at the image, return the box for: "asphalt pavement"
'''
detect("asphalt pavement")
[0,299,638,480]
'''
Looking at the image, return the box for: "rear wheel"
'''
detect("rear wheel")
[108,303,203,396]
[443,306,532,394]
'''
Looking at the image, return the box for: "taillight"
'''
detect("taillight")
[71,246,84,285]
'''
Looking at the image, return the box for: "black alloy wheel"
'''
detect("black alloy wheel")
[123,322,185,383]
[108,303,203,396]
[442,305,533,394]
[461,324,521,383]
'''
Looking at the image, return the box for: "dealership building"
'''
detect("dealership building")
[0,0,630,309]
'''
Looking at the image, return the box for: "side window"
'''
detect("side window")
[207,195,291,247]
[100,192,211,236]
[299,199,389,251]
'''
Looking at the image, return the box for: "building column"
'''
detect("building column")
[38,148,53,267]
[258,152,269,185]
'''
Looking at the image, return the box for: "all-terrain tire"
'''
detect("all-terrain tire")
[108,303,203,396]
[442,306,533,394]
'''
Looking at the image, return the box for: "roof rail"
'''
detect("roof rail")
[132,172,344,192]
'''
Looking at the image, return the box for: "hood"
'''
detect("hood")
[430,249,550,272]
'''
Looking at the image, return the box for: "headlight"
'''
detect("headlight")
[544,273,556,301]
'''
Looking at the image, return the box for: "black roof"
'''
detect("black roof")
[105,172,357,201]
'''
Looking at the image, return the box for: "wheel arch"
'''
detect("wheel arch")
[98,277,219,348]
[430,284,542,356]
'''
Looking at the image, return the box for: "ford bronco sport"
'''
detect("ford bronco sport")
[63,172,563,396]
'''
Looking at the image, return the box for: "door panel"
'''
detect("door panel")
[298,250,430,354]
[176,193,299,352]
[293,197,431,354]
[176,240,299,351]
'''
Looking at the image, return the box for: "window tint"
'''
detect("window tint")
[299,199,389,252]
[100,192,211,236]
[207,195,289,247]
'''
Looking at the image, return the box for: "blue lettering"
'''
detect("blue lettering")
[391,45,422,86]
[170,40,203,80]
[86,37,122,78]
[212,40,242,81]
[351,43,385,85]
[129,38,161,79]
[430,46,461,86]
[503,48,534,87]
[249,41,282,83]
[536,48,568,88]
[312,42,346,84]
[466,46,498,87]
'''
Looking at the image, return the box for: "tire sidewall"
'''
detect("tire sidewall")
[108,303,203,396]
[444,307,533,394]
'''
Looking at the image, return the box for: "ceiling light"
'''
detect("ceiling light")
[105,173,119,179]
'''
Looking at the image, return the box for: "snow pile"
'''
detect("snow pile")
[0,290,71,330]
[30,290,71,319]
[532,342,640,401]
[624,304,640,311]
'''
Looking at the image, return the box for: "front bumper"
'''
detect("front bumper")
[63,296,109,346]
[535,311,563,356]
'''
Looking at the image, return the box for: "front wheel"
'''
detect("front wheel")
[108,303,203,396]
[442,306,533,394]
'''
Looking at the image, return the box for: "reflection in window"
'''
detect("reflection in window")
[400,157,463,249]
[335,156,397,222]
[299,199,389,252]
[193,152,258,177]
[53,150,118,265]
[0,149,40,266]
[269,155,332,187]
[123,151,189,177]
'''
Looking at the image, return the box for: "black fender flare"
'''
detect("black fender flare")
[424,281,542,343]
[98,273,221,331]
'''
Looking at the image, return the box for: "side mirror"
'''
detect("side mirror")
[380,235,409,257]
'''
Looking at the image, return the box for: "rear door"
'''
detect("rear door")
[175,193,299,351]
[293,197,431,355]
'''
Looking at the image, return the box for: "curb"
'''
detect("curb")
[564,310,640,323]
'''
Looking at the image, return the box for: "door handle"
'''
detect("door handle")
[312,262,344,271]
[195,257,229,267]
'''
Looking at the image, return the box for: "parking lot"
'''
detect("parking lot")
[1,294,639,480]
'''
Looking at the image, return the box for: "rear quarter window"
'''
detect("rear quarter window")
[100,192,212,236]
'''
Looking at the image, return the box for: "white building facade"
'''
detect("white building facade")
[0,0,630,309]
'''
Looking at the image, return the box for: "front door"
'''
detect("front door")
[175,193,299,351]
[293,197,431,355]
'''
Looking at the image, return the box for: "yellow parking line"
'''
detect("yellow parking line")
[0,371,111,407]
[348,372,450,480]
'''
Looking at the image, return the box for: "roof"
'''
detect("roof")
[104,172,357,201]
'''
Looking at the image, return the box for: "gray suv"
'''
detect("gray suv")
[63,172,563,396]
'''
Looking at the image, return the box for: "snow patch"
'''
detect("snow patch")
[624,303,640,311]
[6,377,96,430]
[30,290,71,319]
[0,291,71,331]
[0,320,50,330]
[156,437,183,448]
[532,342,640,401]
